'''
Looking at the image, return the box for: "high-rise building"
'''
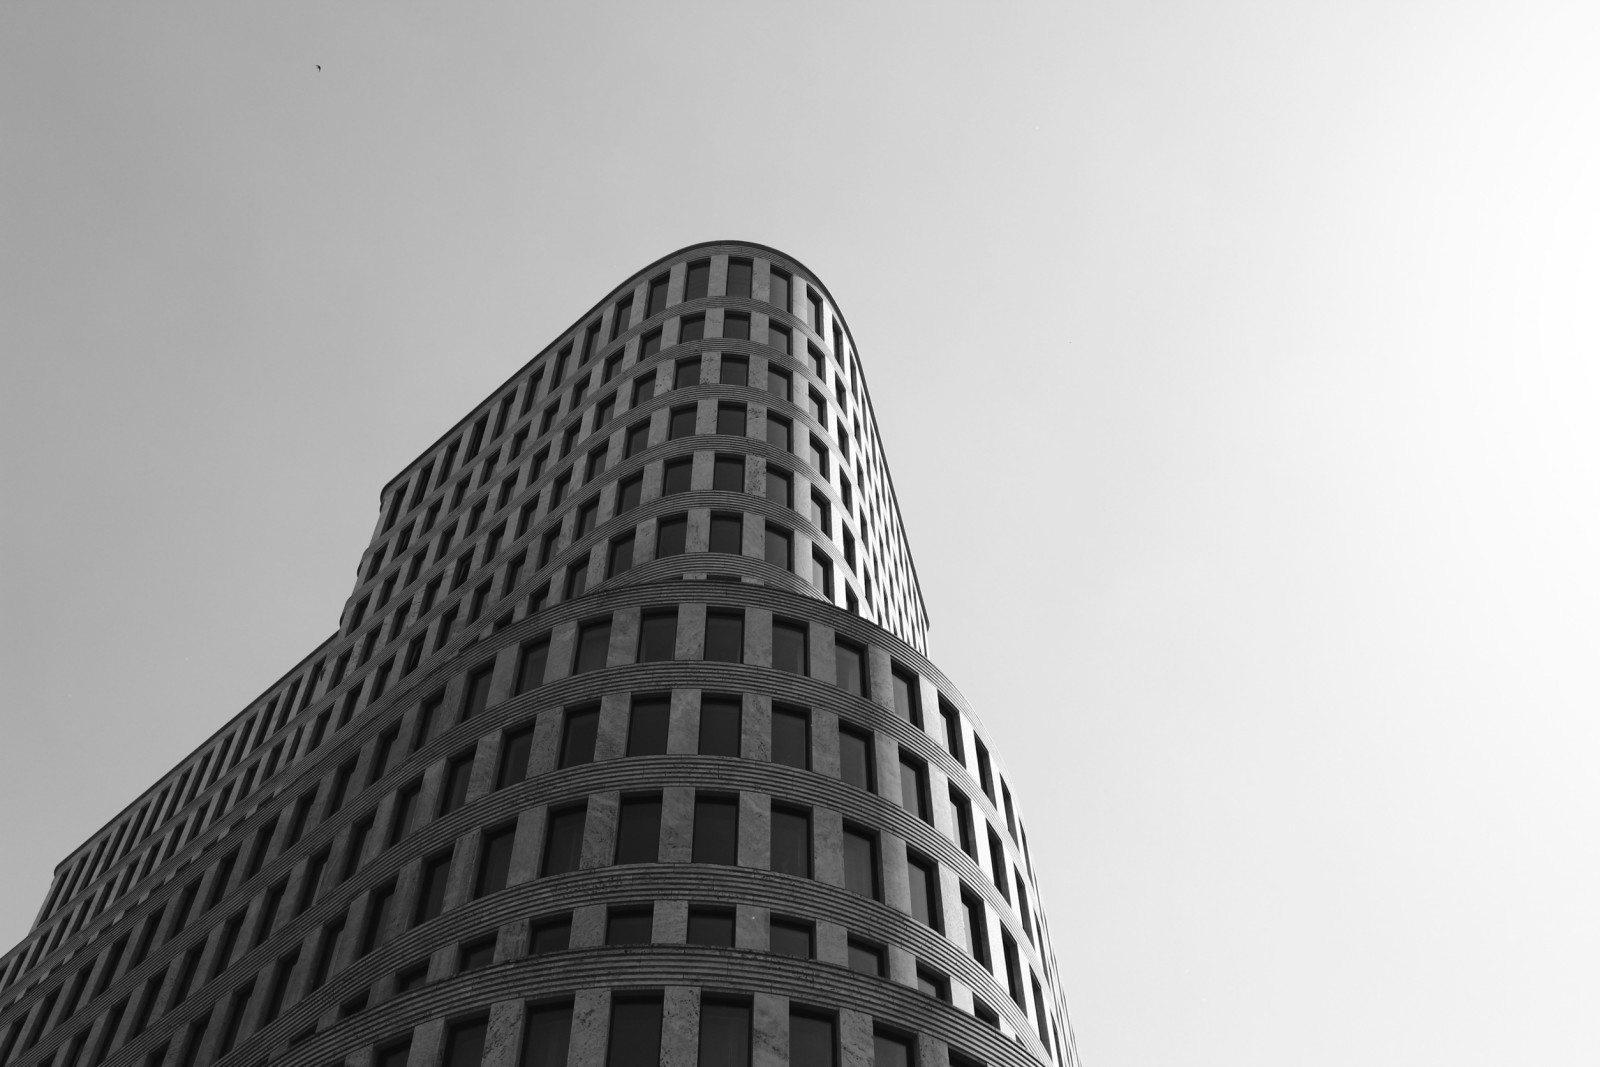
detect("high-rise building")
[0,243,1078,1067]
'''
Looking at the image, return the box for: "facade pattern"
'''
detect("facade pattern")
[0,243,1079,1067]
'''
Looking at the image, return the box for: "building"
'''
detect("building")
[0,242,1078,1067]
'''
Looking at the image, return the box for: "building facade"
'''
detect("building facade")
[0,242,1078,1067]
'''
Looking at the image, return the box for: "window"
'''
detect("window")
[807,344,825,379]
[440,751,474,815]
[809,434,829,476]
[771,705,809,769]
[395,960,428,994]
[769,917,813,959]
[973,999,1000,1030]
[574,619,611,673]
[606,996,663,1067]
[1033,977,1052,1047]
[709,512,742,553]
[698,998,751,1067]
[477,825,516,896]
[459,937,495,973]
[565,560,588,599]
[907,851,941,929]
[560,705,599,767]
[939,696,965,762]
[392,782,421,844]
[1003,782,1019,839]
[1016,874,1034,942]
[975,737,995,800]
[808,387,828,423]
[770,804,811,878]
[684,259,710,300]
[625,420,651,458]
[638,610,677,663]
[768,267,791,311]
[617,473,643,513]
[653,514,687,558]
[663,457,693,495]
[697,694,742,756]
[516,637,550,694]
[766,412,792,451]
[610,296,633,340]
[962,890,990,966]
[988,828,1010,900]
[772,618,807,674]
[608,532,635,576]
[1002,931,1026,1008]
[462,664,494,722]
[669,405,697,439]
[215,982,253,1058]
[899,751,930,822]
[723,311,751,340]
[679,314,705,343]
[376,1038,412,1067]
[767,322,791,355]
[692,794,738,864]
[806,291,823,331]
[917,965,950,1002]
[789,1011,836,1067]
[892,668,922,726]
[522,1002,573,1067]
[847,937,885,977]
[719,355,747,386]
[687,907,735,948]
[726,257,752,299]
[710,457,745,496]
[704,611,744,663]
[344,816,374,879]
[842,825,879,899]
[445,1017,489,1067]
[839,724,874,791]
[541,805,586,876]
[639,327,663,359]
[765,465,792,508]
[811,547,835,601]
[764,524,792,570]
[615,794,662,864]
[632,374,656,406]
[530,916,571,956]
[711,403,746,439]
[647,273,670,317]
[585,447,608,481]
[628,695,670,756]
[416,853,451,922]
[673,358,700,391]
[873,1032,914,1067]
[950,787,978,859]
[361,882,396,954]
[606,906,653,945]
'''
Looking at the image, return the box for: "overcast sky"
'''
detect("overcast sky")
[2,3,1597,1065]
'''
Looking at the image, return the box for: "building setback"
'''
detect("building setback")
[0,242,1079,1067]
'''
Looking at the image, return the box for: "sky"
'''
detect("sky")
[2,2,1597,1065]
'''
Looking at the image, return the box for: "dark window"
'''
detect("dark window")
[669,405,697,439]
[892,668,922,726]
[663,457,693,495]
[625,419,652,458]
[576,498,599,535]
[344,816,374,879]
[769,917,813,959]
[950,787,978,859]
[808,387,828,423]
[640,328,662,359]
[939,696,965,763]
[679,314,705,343]
[768,268,791,311]
[723,312,750,340]
[899,752,930,821]
[657,514,688,557]
[962,890,990,966]
[608,532,635,576]
[917,966,950,1002]
[988,828,1010,900]
[765,465,792,508]
[610,297,632,340]
[566,560,588,599]
[834,638,864,694]
[632,374,656,406]
[839,724,874,791]
[907,852,940,929]
[261,948,299,1025]
[684,260,710,300]
[560,706,599,767]
[617,473,643,513]
[692,795,738,864]
[767,322,791,355]
[392,783,421,844]
[770,804,811,878]
[606,906,653,945]
[574,619,611,673]
[606,996,663,1067]
[647,274,670,317]
[773,619,807,674]
[765,413,792,451]
[715,404,747,438]
[686,907,735,948]
[764,524,792,570]
[441,752,474,815]
[416,853,451,923]
[847,937,885,977]
[521,1002,573,1067]
[516,637,550,694]
[638,610,678,662]
[215,982,252,1058]
[697,999,750,1067]
[542,805,586,876]
[699,696,742,756]
[719,355,748,386]
[806,291,823,331]
[789,1012,836,1067]
[842,825,879,899]
[376,1038,412,1067]
[615,794,662,864]
[362,882,395,954]
[499,725,535,789]
[462,664,494,722]
[628,695,670,756]
[712,456,744,494]
[395,960,429,993]
[975,738,995,800]
[1033,976,1052,1047]
[704,611,744,663]
[455,937,495,975]
[477,825,516,896]
[771,705,809,769]
[1003,782,1018,839]
[1002,931,1026,1008]
[725,257,752,299]
[709,511,742,553]
[530,916,571,956]
[873,1032,913,1067]
[445,1017,489,1067]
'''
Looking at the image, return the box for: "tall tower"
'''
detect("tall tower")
[0,243,1078,1067]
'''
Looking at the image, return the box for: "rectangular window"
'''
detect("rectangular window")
[625,419,651,458]
[458,937,495,973]
[522,1002,573,1067]
[950,787,978,859]
[764,524,792,570]
[686,907,735,948]
[712,456,744,495]
[1002,932,1026,1008]
[376,1038,411,1067]
[766,366,792,403]
[771,705,809,769]
[461,664,494,722]
[498,725,535,789]
[637,610,677,663]
[698,695,742,756]
[725,257,752,299]
[716,402,746,437]
[1003,782,1018,839]
[765,413,792,451]
[847,937,885,977]
[361,883,395,955]
[565,561,588,599]
[770,804,811,878]
[842,825,879,899]
[789,1011,836,1067]
[628,695,670,756]
[445,1017,489,1067]
[608,532,635,576]
[975,738,995,800]
[898,751,930,822]
[574,618,611,673]
[772,618,807,674]
[585,447,608,481]
[939,696,965,763]
[723,311,751,340]
[477,825,516,896]
[392,782,421,844]
[988,829,1010,900]
[633,373,657,406]
[610,297,632,340]
[440,751,474,815]
[907,852,940,930]
[719,355,748,386]
[669,405,697,439]
[541,805,586,877]
[769,917,813,959]
[656,514,688,556]
[663,457,693,494]
[698,999,751,1067]
[530,916,571,956]
[891,668,922,727]
[615,794,662,864]
[765,465,792,508]
[617,473,644,513]
[684,259,710,300]
[516,637,550,694]
[768,267,791,311]
[679,314,705,344]
[607,996,663,1067]
[704,611,744,663]
[808,434,829,476]
[709,511,742,553]
[560,705,599,767]
[416,853,451,923]
[806,291,823,331]
[811,549,833,599]
[917,966,949,1002]
[692,795,738,864]
[839,724,874,791]
[606,906,653,946]
[962,890,990,966]
[647,274,670,317]
[873,1032,913,1067]
[808,387,827,423]
[767,322,791,355]
[640,327,663,359]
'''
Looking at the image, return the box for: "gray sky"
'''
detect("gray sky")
[2,3,1596,1064]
